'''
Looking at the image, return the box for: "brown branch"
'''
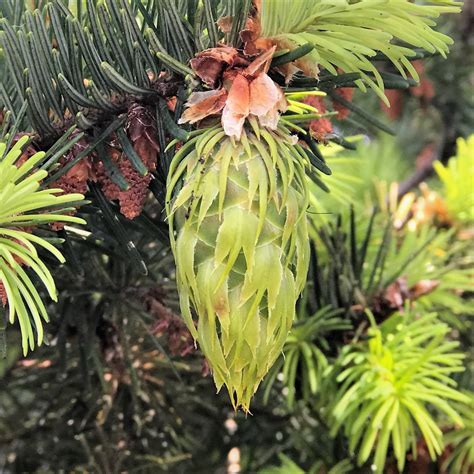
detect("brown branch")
[397,129,446,198]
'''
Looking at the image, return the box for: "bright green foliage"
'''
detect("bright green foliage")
[0,136,85,355]
[434,134,474,225]
[309,194,473,324]
[443,393,474,474]
[308,136,411,217]
[166,125,310,411]
[259,453,307,474]
[362,223,452,289]
[263,304,350,408]
[260,454,353,474]
[306,139,363,217]
[330,311,468,473]
[259,0,460,101]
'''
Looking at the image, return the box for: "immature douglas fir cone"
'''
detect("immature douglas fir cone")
[167,48,310,411]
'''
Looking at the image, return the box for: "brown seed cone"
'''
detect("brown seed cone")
[50,137,92,231]
[93,104,159,220]
[0,281,7,306]
[381,89,405,120]
[304,95,333,141]
[331,87,354,120]
[94,144,155,220]
[410,60,435,102]
[126,103,160,154]
[88,104,161,219]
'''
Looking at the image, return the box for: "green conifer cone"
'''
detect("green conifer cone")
[166,125,310,411]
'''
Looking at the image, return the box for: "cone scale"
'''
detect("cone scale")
[167,125,310,411]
